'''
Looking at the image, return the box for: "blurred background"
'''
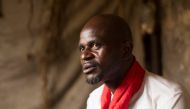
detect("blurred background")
[0,0,190,109]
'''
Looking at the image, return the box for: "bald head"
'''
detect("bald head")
[79,14,134,85]
[81,14,133,43]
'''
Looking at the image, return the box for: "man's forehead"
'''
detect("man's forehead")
[80,28,106,39]
[80,27,122,45]
[79,29,97,44]
[80,29,96,37]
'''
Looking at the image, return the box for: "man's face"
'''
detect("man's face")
[79,28,122,84]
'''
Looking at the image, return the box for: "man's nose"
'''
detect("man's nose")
[81,49,95,61]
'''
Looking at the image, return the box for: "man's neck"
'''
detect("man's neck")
[104,56,134,94]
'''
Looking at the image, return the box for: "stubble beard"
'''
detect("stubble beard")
[86,73,103,85]
[86,77,100,84]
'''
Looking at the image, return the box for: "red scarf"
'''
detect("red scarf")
[101,60,145,109]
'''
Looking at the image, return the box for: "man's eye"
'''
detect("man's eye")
[92,43,101,50]
[79,46,85,52]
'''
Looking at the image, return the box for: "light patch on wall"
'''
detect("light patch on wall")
[181,10,190,25]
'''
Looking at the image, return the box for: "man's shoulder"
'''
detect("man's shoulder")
[145,71,182,95]
[130,72,185,109]
[143,71,183,107]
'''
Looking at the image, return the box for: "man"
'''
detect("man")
[78,14,186,109]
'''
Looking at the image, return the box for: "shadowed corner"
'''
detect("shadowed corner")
[0,0,2,17]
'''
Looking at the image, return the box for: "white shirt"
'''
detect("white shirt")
[86,72,187,109]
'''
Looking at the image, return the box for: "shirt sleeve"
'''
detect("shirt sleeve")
[163,92,186,109]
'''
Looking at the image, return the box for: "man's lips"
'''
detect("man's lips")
[82,63,97,74]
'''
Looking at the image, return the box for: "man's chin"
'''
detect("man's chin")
[86,77,101,85]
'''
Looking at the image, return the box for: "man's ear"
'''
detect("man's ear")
[121,40,133,59]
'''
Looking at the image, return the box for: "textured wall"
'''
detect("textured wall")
[0,0,43,109]
[161,0,190,94]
